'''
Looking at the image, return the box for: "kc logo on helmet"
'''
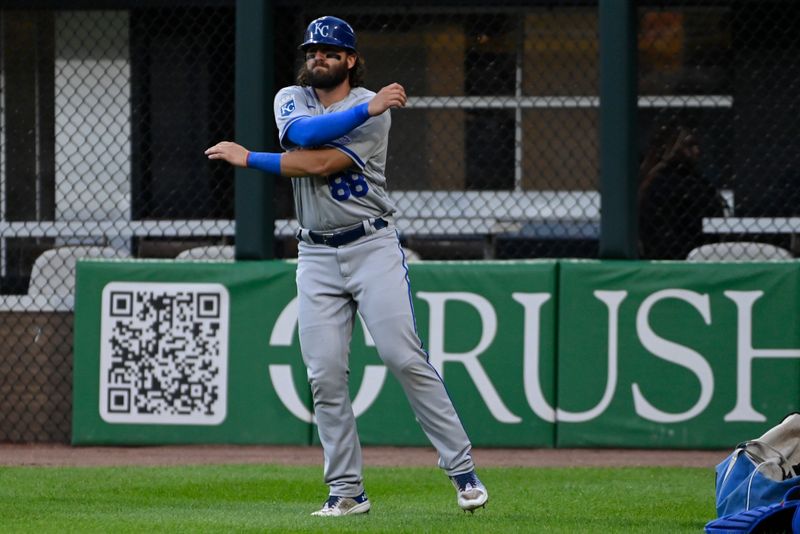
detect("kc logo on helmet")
[312,22,330,37]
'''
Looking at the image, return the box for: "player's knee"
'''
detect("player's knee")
[374,341,429,375]
[377,340,427,373]
[306,360,349,394]
[392,353,436,379]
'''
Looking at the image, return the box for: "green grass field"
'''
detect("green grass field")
[0,464,714,533]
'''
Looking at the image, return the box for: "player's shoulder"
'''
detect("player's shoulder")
[349,86,376,103]
[275,85,313,103]
[275,86,317,118]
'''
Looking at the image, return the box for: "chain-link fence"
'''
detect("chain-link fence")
[1,1,799,441]
[0,4,235,441]
[637,2,800,260]
[274,1,800,262]
[273,2,602,260]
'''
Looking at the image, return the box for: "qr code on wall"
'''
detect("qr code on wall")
[99,282,229,425]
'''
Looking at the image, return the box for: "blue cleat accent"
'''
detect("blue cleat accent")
[311,491,371,517]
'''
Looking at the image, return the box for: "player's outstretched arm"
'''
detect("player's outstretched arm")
[279,148,352,177]
[206,141,353,178]
[284,83,406,148]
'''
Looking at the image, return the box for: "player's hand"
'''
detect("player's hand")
[368,83,407,116]
[205,141,249,167]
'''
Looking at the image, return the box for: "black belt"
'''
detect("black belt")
[306,218,388,248]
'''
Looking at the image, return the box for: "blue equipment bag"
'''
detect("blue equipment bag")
[706,486,800,533]
[714,413,800,519]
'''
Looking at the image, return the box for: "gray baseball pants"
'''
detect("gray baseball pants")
[296,225,475,497]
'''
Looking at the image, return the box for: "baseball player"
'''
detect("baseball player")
[205,15,487,517]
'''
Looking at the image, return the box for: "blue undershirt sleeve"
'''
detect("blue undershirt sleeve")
[246,151,282,175]
[285,102,370,147]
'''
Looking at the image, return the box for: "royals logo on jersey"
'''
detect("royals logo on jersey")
[333,135,352,145]
[280,97,296,117]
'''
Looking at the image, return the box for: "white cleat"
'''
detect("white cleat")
[311,492,371,516]
[450,471,488,512]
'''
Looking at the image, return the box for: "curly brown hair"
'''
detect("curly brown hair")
[296,52,366,88]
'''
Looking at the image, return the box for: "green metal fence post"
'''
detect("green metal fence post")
[234,0,274,260]
[598,1,638,259]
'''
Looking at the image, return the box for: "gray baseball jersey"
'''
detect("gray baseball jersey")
[274,85,396,231]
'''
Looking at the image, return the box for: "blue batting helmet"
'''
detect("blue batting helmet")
[299,16,357,52]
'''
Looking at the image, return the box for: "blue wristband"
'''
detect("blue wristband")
[246,151,281,175]
[286,102,370,147]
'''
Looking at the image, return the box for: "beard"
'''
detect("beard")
[307,60,349,89]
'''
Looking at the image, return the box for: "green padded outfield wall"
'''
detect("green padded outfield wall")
[72,260,308,445]
[73,259,800,447]
[72,260,558,446]
[556,260,800,448]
